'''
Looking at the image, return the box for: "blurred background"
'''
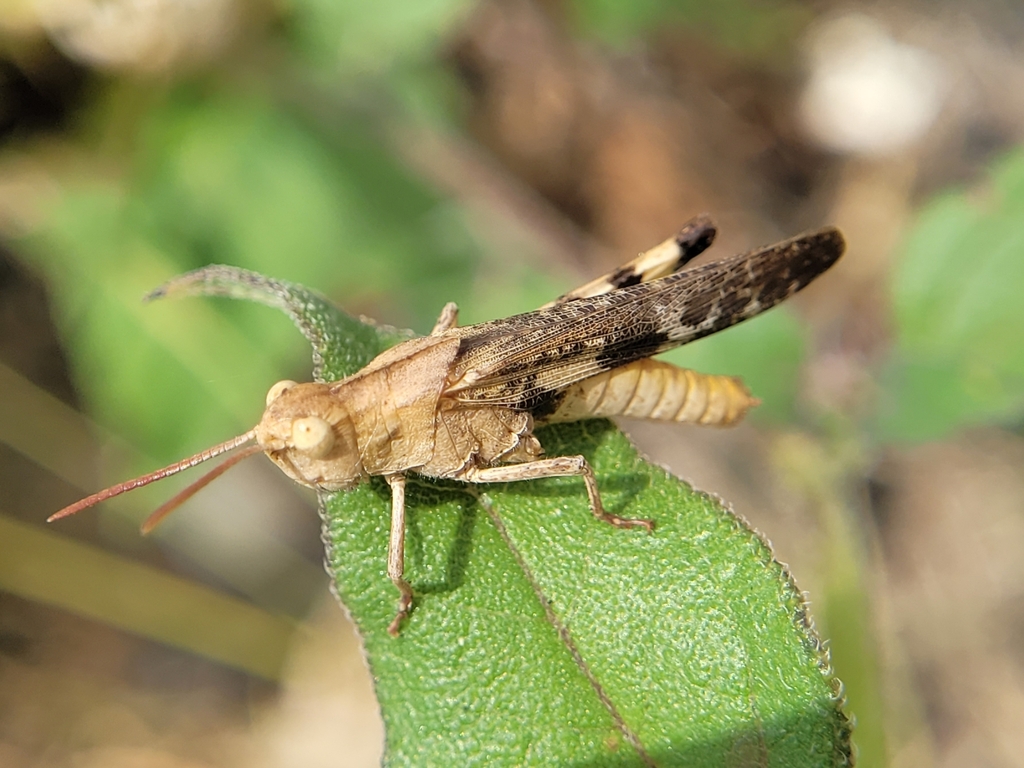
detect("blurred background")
[1,0,1024,765]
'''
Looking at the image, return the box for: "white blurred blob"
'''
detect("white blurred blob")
[800,13,947,156]
[33,0,238,73]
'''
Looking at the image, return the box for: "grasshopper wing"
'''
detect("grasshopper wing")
[443,227,844,413]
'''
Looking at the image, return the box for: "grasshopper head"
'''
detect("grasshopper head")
[256,380,365,491]
[49,378,366,531]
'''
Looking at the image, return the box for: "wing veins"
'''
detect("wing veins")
[445,227,843,409]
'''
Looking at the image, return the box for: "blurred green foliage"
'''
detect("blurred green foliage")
[288,0,474,74]
[569,0,812,61]
[880,148,1024,442]
[17,0,489,470]
[26,86,487,462]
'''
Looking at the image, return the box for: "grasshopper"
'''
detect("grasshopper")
[49,215,844,635]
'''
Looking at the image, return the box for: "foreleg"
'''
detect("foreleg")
[385,473,414,636]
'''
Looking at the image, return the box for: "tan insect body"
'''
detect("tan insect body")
[49,216,844,635]
[541,358,757,426]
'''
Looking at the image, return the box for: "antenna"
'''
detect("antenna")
[48,429,259,523]
[139,444,262,533]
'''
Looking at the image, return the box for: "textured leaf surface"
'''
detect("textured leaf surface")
[175,267,851,767]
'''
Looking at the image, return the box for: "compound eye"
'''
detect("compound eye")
[290,416,335,459]
[266,380,298,406]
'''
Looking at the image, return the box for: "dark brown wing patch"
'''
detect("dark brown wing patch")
[445,227,844,410]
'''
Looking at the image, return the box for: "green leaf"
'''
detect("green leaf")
[178,267,851,765]
[880,147,1024,441]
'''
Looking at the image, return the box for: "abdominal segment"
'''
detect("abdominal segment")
[538,358,758,427]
